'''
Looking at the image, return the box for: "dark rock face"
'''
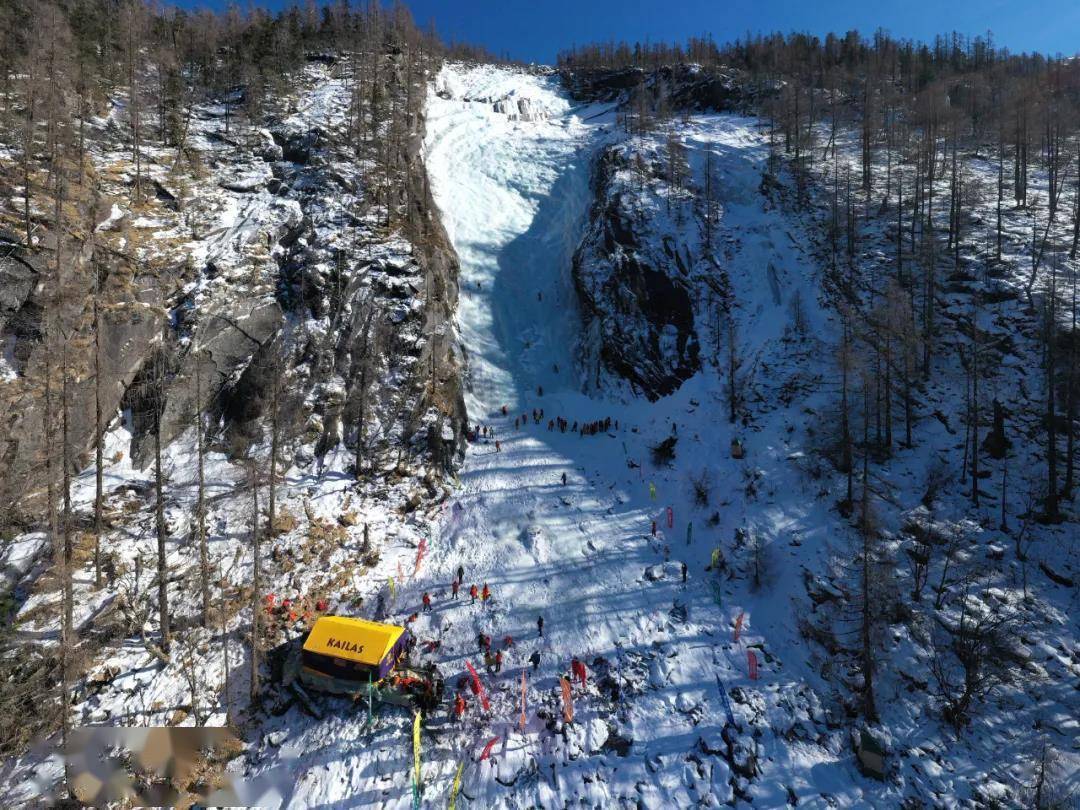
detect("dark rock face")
[0,241,40,338]
[573,147,699,400]
[560,64,764,111]
[560,67,646,103]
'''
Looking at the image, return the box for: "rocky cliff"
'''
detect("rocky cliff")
[573,143,701,400]
[0,54,466,522]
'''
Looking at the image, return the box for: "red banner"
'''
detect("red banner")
[465,661,491,711]
[478,736,500,762]
[560,677,574,723]
[519,671,527,731]
[414,537,427,576]
[748,650,758,680]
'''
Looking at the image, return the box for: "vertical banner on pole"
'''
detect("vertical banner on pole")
[748,650,758,680]
[412,711,422,791]
[448,760,465,810]
[734,611,745,643]
[466,660,490,711]
[519,671,527,731]
[479,736,500,761]
[715,675,736,725]
[666,506,674,528]
[414,537,427,576]
[560,677,574,723]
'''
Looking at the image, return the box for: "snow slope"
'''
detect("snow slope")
[359,63,861,807]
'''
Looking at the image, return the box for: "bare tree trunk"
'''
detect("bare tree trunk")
[196,361,209,625]
[93,296,104,588]
[1045,263,1060,521]
[154,356,170,654]
[860,381,878,722]
[249,467,261,703]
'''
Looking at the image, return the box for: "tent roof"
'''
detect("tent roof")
[303,616,406,667]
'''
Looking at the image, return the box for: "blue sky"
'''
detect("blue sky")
[175,0,1080,64]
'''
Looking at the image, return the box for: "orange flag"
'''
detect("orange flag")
[519,671,527,731]
[560,677,574,723]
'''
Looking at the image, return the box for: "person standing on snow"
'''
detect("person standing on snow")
[470,584,479,604]
[454,693,467,721]
[422,592,432,612]
[537,616,544,637]
[495,440,501,452]
[457,564,465,583]
[481,583,491,602]
[561,472,567,486]
[451,579,460,599]
[681,562,688,583]
[571,657,587,688]
[529,650,541,672]
[494,650,504,673]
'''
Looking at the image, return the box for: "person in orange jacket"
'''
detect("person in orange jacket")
[469,584,479,603]
[481,583,491,602]
[451,579,460,599]
[454,693,467,720]
[571,657,587,687]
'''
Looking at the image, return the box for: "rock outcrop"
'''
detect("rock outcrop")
[573,145,700,400]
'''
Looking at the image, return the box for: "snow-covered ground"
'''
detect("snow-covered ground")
[5,59,1075,807]
[234,63,912,809]
[238,63,864,808]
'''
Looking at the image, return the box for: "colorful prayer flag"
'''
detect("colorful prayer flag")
[448,760,465,810]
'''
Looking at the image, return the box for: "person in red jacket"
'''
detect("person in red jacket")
[494,650,503,673]
[470,584,479,603]
[454,693,467,720]
[502,635,514,649]
[481,583,491,602]
[571,657,587,687]
[422,592,432,612]
[451,579,460,599]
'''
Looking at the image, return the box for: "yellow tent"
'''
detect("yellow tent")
[303,616,406,670]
